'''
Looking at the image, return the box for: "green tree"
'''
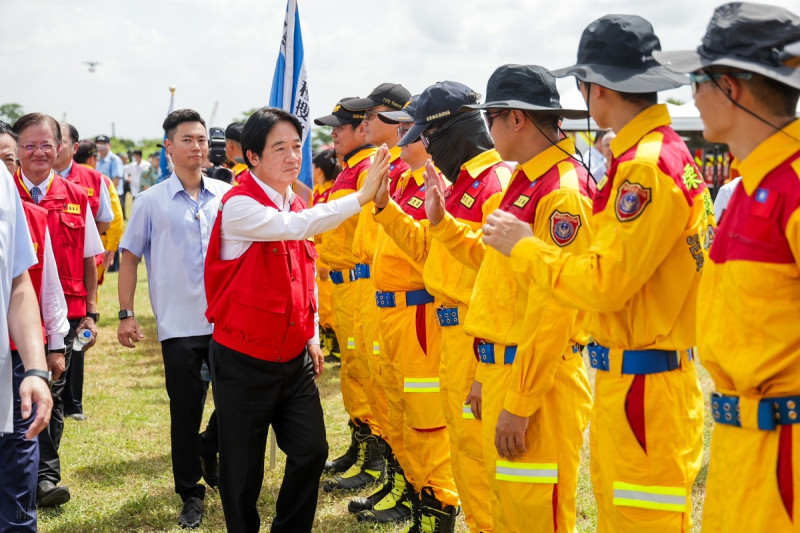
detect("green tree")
[311,126,332,152]
[236,108,259,123]
[666,98,686,106]
[0,103,25,124]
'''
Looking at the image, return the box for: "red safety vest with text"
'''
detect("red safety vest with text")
[9,202,48,351]
[62,162,103,219]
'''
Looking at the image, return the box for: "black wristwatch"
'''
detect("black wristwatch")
[24,369,53,388]
[118,310,135,320]
[86,312,100,322]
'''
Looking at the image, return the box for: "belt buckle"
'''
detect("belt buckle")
[476,342,495,364]
[711,392,741,427]
[436,306,458,326]
[375,291,396,308]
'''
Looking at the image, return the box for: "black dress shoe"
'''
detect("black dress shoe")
[37,480,70,507]
[66,413,87,421]
[178,496,203,529]
[200,452,219,488]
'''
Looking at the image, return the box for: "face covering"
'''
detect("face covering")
[425,111,494,183]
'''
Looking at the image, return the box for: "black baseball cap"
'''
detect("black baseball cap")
[343,83,412,111]
[95,134,110,143]
[378,95,421,124]
[397,81,480,147]
[461,64,588,119]
[313,97,367,126]
[551,14,688,93]
[225,122,244,143]
[74,140,97,162]
[654,2,800,90]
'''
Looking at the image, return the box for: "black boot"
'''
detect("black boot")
[348,449,396,513]
[356,460,413,524]
[418,486,460,533]
[323,426,386,492]
[398,487,421,533]
[324,420,359,474]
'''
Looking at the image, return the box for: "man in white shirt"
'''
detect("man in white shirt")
[126,150,150,198]
[117,109,232,529]
[712,176,742,223]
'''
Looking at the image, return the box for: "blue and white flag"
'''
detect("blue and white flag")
[157,87,175,184]
[269,0,312,193]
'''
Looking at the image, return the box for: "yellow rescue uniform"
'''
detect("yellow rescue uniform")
[312,181,336,332]
[698,119,800,533]
[96,172,123,285]
[318,146,377,430]
[460,140,594,533]
[509,106,712,532]
[377,149,512,530]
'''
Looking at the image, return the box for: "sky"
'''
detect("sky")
[1,0,797,141]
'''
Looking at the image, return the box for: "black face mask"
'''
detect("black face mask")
[425,112,494,183]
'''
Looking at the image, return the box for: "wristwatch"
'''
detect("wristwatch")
[24,369,53,388]
[118,310,135,320]
[86,311,100,322]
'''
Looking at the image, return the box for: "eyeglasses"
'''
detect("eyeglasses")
[364,110,379,121]
[419,127,439,149]
[397,125,412,137]
[21,143,56,153]
[690,71,753,94]
[483,109,509,129]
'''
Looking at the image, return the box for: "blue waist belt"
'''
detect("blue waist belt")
[436,307,459,327]
[477,343,517,365]
[354,263,371,280]
[375,289,434,308]
[588,344,689,374]
[329,269,357,284]
[712,393,800,430]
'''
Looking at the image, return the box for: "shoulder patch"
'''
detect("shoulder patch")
[550,211,582,247]
[65,203,81,215]
[681,163,702,190]
[615,181,651,222]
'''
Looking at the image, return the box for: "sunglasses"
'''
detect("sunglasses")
[483,109,510,129]
[420,126,439,149]
[690,71,752,94]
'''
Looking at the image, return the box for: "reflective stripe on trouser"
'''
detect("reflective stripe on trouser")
[591,350,703,533]
[316,274,336,329]
[351,277,383,435]
[353,277,386,436]
[439,316,494,532]
[702,421,800,532]
[481,346,591,533]
[379,302,458,506]
[331,281,360,423]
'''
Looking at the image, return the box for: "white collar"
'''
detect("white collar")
[21,169,54,195]
[251,174,295,211]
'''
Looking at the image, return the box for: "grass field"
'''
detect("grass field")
[37,269,714,532]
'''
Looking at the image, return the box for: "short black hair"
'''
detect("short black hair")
[0,121,15,140]
[133,149,142,156]
[241,107,303,169]
[708,66,800,117]
[74,140,97,164]
[522,111,560,137]
[312,149,340,182]
[61,123,79,144]
[12,113,62,144]
[617,91,658,106]
[162,109,206,140]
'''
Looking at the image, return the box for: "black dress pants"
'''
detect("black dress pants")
[210,340,328,533]
[161,335,211,502]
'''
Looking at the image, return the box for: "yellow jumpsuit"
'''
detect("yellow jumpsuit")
[698,119,800,532]
[318,146,377,430]
[96,172,123,285]
[376,149,511,530]
[509,105,713,532]
[312,181,336,334]
[457,140,594,533]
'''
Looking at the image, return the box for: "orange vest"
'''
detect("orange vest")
[205,171,317,361]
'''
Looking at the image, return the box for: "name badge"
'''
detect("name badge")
[65,203,81,215]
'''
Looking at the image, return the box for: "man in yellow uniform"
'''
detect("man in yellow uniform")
[313,99,384,488]
[452,64,594,533]
[655,4,800,531]
[224,122,248,185]
[483,16,714,532]
[373,81,512,533]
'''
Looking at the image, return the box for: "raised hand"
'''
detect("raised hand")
[423,160,445,225]
[357,144,391,206]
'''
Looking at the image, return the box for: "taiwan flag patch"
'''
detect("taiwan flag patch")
[751,187,776,218]
[615,181,651,222]
[550,211,582,246]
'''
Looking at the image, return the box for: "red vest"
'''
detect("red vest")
[15,170,89,319]
[205,171,318,361]
[63,163,103,219]
[10,202,48,351]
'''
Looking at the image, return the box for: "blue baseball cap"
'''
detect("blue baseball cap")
[397,81,480,147]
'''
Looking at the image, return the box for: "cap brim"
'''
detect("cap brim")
[313,114,349,127]
[397,121,429,147]
[550,63,688,92]
[378,109,414,124]
[341,97,380,111]
[654,50,800,90]
[460,100,588,120]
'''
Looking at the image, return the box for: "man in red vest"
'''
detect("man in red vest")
[12,113,105,508]
[204,107,390,533]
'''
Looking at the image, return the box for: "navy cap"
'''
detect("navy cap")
[313,97,367,126]
[225,122,244,143]
[377,94,421,124]
[95,134,110,143]
[397,81,480,147]
[343,83,412,111]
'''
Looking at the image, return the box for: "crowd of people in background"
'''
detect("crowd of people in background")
[1,2,799,533]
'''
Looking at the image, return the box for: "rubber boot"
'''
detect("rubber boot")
[324,419,359,474]
[356,461,413,523]
[323,426,386,491]
[419,486,460,533]
[399,488,422,533]
[349,449,396,513]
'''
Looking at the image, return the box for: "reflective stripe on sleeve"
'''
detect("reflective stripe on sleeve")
[612,481,687,512]
[495,461,558,483]
[372,341,380,355]
[403,377,441,393]
[347,337,356,350]
[462,403,475,419]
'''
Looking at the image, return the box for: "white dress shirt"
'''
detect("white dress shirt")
[220,174,362,346]
[713,176,742,224]
[40,228,70,350]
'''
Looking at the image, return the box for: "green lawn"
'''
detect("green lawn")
[38,269,713,532]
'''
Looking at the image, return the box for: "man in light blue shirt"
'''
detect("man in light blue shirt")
[95,135,125,216]
[116,109,231,529]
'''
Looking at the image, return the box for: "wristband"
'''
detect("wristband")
[24,369,52,388]
[86,312,100,322]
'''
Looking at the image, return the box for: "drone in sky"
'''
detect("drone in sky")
[83,61,101,73]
